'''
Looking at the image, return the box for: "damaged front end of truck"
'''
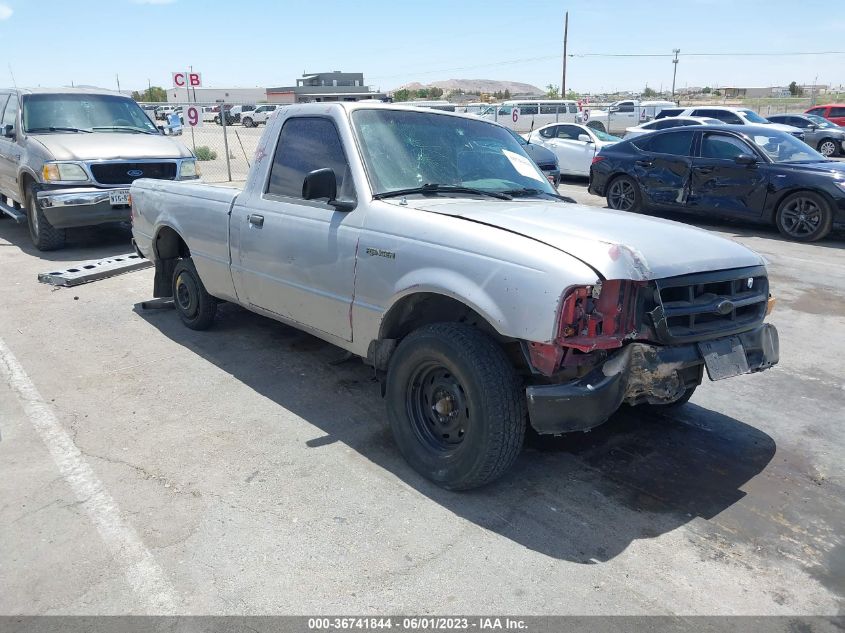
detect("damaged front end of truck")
[522,266,779,434]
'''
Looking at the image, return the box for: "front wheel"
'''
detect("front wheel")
[775,191,832,242]
[242,117,254,128]
[26,186,65,251]
[172,258,217,330]
[817,138,839,157]
[586,121,606,133]
[606,175,642,212]
[385,323,526,490]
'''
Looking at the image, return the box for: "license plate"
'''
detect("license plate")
[109,189,130,206]
[698,337,749,381]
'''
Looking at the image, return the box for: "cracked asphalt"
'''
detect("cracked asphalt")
[0,183,843,615]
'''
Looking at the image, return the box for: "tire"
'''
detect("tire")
[26,185,65,251]
[213,116,220,125]
[817,138,839,157]
[242,117,254,128]
[172,258,217,330]
[775,191,832,242]
[385,323,526,490]
[606,175,642,213]
[586,121,606,133]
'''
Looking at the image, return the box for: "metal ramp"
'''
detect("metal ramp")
[38,253,152,287]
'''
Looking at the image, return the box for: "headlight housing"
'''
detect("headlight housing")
[180,159,199,179]
[835,180,845,194]
[42,162,89,182]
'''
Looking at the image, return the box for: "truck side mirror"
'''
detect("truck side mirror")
[302,168,337,201]
[3,124,15,140]
[734,154,757,166]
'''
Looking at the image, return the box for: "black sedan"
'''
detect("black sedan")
[588,125,845,242]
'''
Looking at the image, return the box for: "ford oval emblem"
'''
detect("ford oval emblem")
[127,169,144,177]
[715,299,735,316]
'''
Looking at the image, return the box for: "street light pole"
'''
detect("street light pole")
[671,49,680,98]
[561,11,569,97]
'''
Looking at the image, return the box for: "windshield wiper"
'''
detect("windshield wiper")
[26,126,92,133]
[92,126,156,134]
[373,183,513,201]
[500,187,572,201]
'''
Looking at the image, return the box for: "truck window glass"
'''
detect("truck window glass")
[22,93,157,133]
[267,117,352,200]
[2,96,18,129]
[351,109,552,195]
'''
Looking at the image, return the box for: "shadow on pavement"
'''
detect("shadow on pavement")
[0,218,134,263]
[135,301,777,564]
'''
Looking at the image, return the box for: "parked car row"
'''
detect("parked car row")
[588,124,845,242]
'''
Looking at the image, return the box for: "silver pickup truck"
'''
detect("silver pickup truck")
[0,87,197,250]
[130,103,779,490]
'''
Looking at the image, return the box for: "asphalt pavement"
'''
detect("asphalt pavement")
[0,185,842,615]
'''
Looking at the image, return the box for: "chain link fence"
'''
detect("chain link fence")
[139,102,268,183]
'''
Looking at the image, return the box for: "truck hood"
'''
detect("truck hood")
[30,133,193,161]
[398,198,764,281]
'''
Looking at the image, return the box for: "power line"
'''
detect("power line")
[569,50,845,58]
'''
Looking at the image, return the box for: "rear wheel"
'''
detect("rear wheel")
[385,323,526,490]
[775,191,832,242]
[606,175,642,212]
[586,121,606,133]
[817,138,839,157]
[26,185,65,251]
[172,258,217,330]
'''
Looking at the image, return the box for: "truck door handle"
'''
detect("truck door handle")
[248,214,264,228]
[635,160,653,167]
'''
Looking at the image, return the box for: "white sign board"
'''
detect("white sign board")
[185,105,203,128]
[172,71,202,89]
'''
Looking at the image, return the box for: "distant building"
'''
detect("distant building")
[266,71,387,104]
[167,87,267,104]
[721,86,790,98]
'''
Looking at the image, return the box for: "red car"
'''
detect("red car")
[805,104,845,126]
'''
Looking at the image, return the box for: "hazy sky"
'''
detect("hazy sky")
[1,0,842,93]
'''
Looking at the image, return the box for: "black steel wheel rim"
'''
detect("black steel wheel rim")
[175,272,197,317]
[609,179,636,210]
[781,197,822,237]
[406,361,470,452]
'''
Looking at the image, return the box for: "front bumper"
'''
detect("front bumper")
[36,187,130,228]
[526,323,779,435]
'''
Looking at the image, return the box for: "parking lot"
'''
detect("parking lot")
[1,178,842,615]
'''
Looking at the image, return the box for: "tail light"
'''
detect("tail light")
[591,155,606,165]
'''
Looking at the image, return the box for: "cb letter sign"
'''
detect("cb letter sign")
[172,72,202,89]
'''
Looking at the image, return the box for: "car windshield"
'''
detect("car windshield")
[807,114,836,128]
[352,109,556,197]
[593,129,622,142]
[23,94,159,134]
[738,109,770,124]
[750,130,825,163]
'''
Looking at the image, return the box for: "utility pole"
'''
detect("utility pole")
[116,73,121,93]
[561,11,569,97]
[148,78,152,102]
[671,49,680,98]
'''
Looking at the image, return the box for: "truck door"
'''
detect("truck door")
[230,115,360,341]
[0,93,18,200]
[610,101,636,132]
[688,131,768,219]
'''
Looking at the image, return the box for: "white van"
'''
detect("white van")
[476,100,579,133]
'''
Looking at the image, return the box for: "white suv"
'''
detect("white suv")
[669,106,804,139]
[241,104,279,128]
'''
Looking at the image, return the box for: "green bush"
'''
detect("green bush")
[195,146,218,161]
